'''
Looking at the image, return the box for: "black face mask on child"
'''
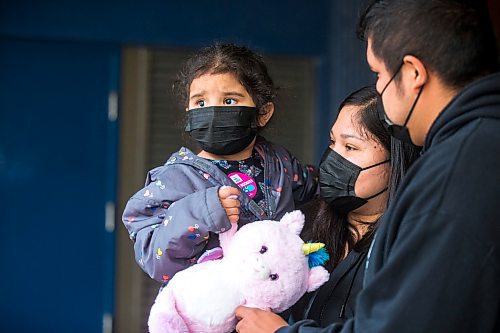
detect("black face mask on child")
[319,148,389,213]
[185,106,259,155]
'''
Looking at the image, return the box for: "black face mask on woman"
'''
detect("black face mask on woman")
[185,106,258,155]
[319,148,389,213]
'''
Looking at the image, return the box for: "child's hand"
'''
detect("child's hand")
[218,186,241,223]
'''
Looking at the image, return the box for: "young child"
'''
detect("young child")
[122,43,318,284]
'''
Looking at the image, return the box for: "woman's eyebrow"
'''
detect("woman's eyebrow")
[340,133,364,141]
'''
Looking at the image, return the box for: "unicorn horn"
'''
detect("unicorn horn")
[303,242,325,255]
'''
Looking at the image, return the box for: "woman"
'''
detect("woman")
[235,86,420,332]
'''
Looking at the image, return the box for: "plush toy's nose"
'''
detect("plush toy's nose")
[248,254,270,280]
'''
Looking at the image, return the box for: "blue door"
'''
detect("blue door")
[0,38,118,333]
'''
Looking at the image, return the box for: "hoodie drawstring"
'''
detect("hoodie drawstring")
[318,252,367,324]
[338,252,367,318]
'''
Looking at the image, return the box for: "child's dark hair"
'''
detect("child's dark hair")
[173,43,277,121]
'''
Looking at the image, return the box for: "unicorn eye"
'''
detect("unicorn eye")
[259,245,268,254]
[269,273,279,281]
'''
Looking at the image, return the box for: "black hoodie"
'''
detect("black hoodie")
[288,250,367,327]
[278,72,500,333]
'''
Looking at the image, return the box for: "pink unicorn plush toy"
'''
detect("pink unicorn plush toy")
[148,210,330,333]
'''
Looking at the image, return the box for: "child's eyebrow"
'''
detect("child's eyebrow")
[223,91,246,97]
[189,93,205,100]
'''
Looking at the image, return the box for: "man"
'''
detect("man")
[235,1,500,332]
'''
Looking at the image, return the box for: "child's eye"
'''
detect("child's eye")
[196,100,206,107]
[345,144,358,151]
[223,98,237,105]
[269,273,279,281]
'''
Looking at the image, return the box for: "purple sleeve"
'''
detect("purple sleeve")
[289,155,319,205]
[122,166,230,283]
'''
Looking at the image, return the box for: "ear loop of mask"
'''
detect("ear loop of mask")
[379,63,403,128]
[380,63,403,96]
[402,85,424,127]
[380,62,423,128]
[360,159,389,171]
[363,186,388,201]
[360,159,390,201]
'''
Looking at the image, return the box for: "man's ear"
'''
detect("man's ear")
[403,55,428,92]
[257,102,275,127]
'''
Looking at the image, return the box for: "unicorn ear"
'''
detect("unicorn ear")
[279,210,305,235]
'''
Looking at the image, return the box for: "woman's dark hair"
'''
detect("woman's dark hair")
[357,0,499,89]
[300,86,420,271]
[173,43,277,126]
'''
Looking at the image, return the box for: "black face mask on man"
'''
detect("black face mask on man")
[185,106,258,155]
[319,148,389,213]
[376,63,423,146]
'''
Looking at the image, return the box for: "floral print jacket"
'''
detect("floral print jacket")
[122,136,318,283]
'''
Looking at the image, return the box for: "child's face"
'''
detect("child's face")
[187,72,256,110]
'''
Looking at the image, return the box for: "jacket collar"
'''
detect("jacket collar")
[424,72,500,151]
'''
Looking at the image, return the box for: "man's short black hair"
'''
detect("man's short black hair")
[357,0,499,89]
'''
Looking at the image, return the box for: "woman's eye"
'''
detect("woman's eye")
[345,145,357,151]
[259,245,268,254]
[196,100,206,107]
[269,273,279,281]
[224,98,237,105]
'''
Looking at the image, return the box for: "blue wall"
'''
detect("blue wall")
[319,1,373,151]
[0,1,346,332]
[0,0,330,55]
[0,0,339,158]
[0,37,119,332]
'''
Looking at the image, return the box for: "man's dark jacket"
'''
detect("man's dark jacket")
[280,73,500,333]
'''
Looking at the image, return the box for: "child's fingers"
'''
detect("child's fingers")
[220,197,240,209]
[219,186,241,199]
[222,198,241,208]
[224,207,240,216]
[227,213,239,223]
[219,187,241,223]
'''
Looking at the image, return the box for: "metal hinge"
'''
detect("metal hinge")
[108,91,118,122]
[105,201,115,233]
[102,312,113,333]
